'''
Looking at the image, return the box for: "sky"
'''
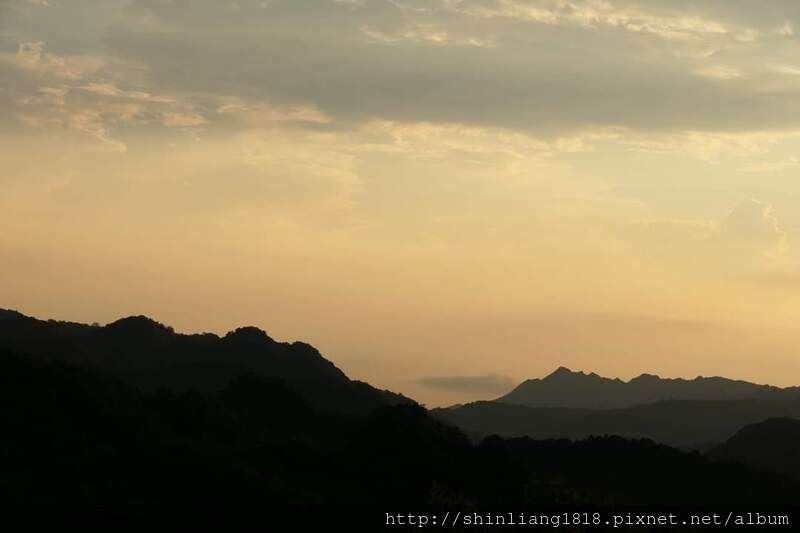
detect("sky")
[2,0,800,407]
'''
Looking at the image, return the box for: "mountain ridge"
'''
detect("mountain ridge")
[4,346,800,506]
[0,308,409,416]
[497,365,799,409]
[433,396,800,448]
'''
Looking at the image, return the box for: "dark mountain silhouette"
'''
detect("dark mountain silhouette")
[432,397,800,448]
[2,348,799,506]
[710,418,800,479]
[5,308,800,507]
[435,367,800,447]
[0,309,407,416]
[499,366,800,409]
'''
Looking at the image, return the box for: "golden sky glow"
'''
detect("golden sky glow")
[3,0,800,406]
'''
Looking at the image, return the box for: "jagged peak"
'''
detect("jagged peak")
[544,366,607,381]
[548,366,577,377]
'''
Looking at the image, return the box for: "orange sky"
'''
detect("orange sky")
[3,0,800,406]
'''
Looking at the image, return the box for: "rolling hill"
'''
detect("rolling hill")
[3,347,799,506]
[710,417,800,479]
[432,397,800,448]
[0,309,407,416]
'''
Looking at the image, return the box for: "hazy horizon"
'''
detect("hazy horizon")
[7,305,800,407]
[4,0,800,407]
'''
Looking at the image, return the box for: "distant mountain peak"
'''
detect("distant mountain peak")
[544,366,606,381]
[497,367,799,410]
[224,326,275,344]
[631,373,661,382]
[106,316,174,334]
[549,366,576,377]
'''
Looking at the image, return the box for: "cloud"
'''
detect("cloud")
[694,65,742,80]
[4,0,800,145]
[769,63,800,76]
[417,374,516,394]
[0,41,100,80]
[0,40,334,149]
[77,82,175,103]
[621,130,800,163]
[739,157,800,173]
[359,23,450,45]
[23,0,53,8]
[88,0,800,138]
[625,199,791,276]
[776,22,794,36]
[713,199,788,264]
[449,0,740,42]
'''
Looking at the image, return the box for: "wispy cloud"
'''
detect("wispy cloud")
[417,374,516,394]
